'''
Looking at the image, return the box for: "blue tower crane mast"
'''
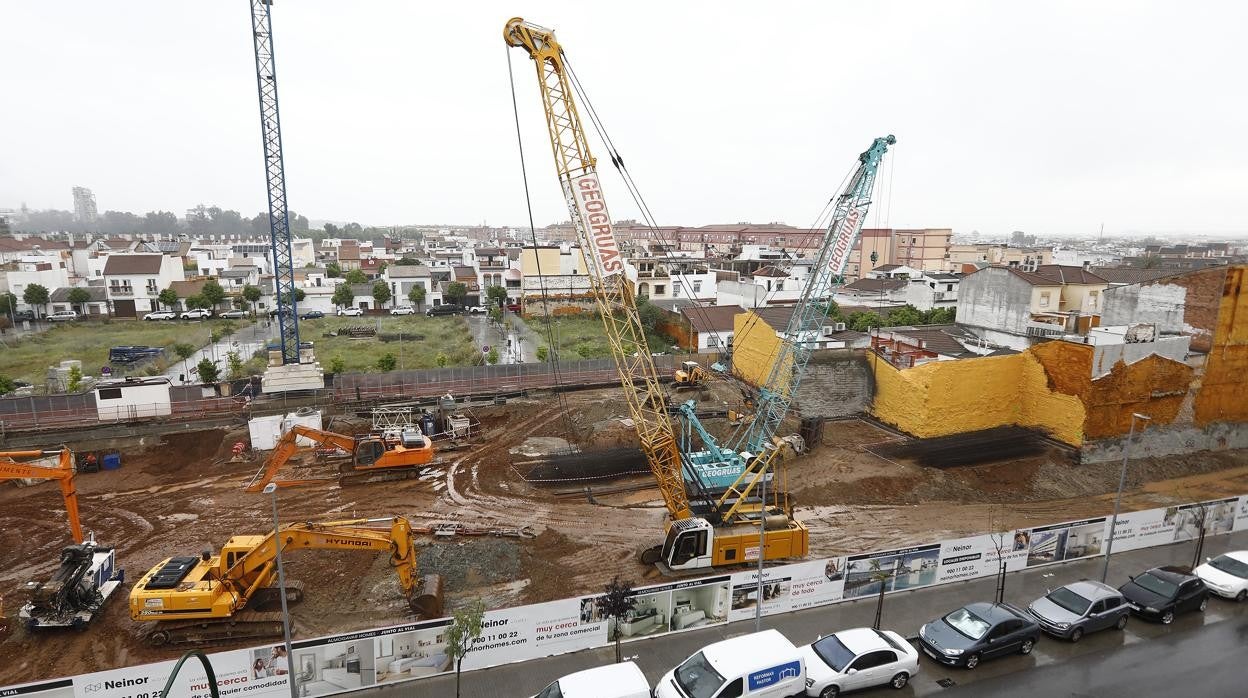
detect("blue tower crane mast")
[249,0,300,365]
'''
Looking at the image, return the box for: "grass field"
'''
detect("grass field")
[0,318,251,384]
[299,315,478,372]
[528,313,679,360]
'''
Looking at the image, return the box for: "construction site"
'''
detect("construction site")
[2,376,1247,685]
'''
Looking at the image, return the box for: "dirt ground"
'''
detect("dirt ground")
[2,387,1248,685]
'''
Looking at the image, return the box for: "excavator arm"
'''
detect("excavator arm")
[0,448,83,544]
[505,17,692,521]
[245,424,357,493]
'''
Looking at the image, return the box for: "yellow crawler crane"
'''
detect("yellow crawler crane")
[505,18,807,572]
[129,517,442,646]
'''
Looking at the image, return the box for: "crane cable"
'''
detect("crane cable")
[505,46,577,443]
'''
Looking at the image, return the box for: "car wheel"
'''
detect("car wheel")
[964,653,980,670]
[1198,597,1208,612]
[1161,609,1174,624]
[1069,627,1084,643]
[1116,614,1128,630]
[1019,638,1035,655]
[890,672,909,689]
[819,685,839,698]
[1236,590,1247,603]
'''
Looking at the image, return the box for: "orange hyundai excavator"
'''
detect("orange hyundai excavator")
[0,448,123,630]
[244,424,437,492]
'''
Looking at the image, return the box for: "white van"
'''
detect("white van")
[655,629,805,698]
[532,661,651,698]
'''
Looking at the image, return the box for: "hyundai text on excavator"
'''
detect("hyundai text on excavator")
[0,448,123,630]
[506,18,808,573]
[244,424,436,492]
[129,516,443,646]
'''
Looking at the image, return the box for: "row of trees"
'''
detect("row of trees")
[826,301,957,332]
[11,206,315,237]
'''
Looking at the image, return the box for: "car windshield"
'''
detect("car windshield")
[943,608,991,640]
[1133,572,1178,598]
[1046,587,1093,615]
[674,652,725,698]
[1208,555,1248,579]
[812,634,855,672]
[535,680,563,698]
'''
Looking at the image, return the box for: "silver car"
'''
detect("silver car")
[1028,580,1129,641]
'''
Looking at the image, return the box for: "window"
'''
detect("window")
[1089,290,1099,308]
[718,678,744,698]
[707,335,720,347]
[1089,600,1106,615]
[98,388,123,400]
[1104,596,1124,609]
[654,284,665,295]
[947,284,954,291]
[693,280,702,293]
[850,651,896,671]
[1039,291,1051,308]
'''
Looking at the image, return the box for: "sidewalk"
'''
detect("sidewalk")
[507,312,546,363]
[364,529,1248,697]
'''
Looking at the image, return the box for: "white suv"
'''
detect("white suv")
[181,308,213,320]
[801,627,919,697]
[145,311,177,321]
[48,310,79,322]
[390,305,416,316]
[337,307,364,317]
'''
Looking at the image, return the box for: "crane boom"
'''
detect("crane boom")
[733,135,895,453]
[504,18,691,520]
[0,448,83,544]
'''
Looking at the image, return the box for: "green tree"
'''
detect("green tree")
[485,285,508,307]
[488,306,502,323]
[242,284,262,315]
[184,294,208,310]
[343,269,368,285]
[278,288,306,306]
[0,374,15,396]
[67,287,92,315]
[823,299,845,323]
[395,257,419,266]
[325,261,342,278]
[201,279,227,309]
[158,287,180,311]
[535,345,549,362]
[375,353,397,372]
[226,351,245,380]
[329,355,346,374]
[446,599,486,698]
[444,282,469,306]
[636,296,663,333]
[408,285,426,310]
[22,284,49,318]
[372,280,392,309]
[196,357,220,383]
[435,352,449,367]
[848,311,881,332]
[885,304,923,327]
[173,343,196,379]
[486,347,499,365]
[331,284,355,309]
[598,576,637,663]
[0,291,19,316]
[67,365,83,392]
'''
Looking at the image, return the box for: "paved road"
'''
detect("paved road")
[357,530,1247,697]
[165,321,274,383]
[467,313,536,364]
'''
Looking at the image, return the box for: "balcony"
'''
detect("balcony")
[109,286,134,297]
[1026,321,1066,338]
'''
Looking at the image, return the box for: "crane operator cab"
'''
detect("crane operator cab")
[662,518,716,571]
[352,430,432,468]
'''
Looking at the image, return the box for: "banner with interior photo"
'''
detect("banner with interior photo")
[3,492,1246,698]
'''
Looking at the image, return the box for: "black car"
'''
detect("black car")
[300,310,325,319]
[918,602,1039,669]
[1119,566,1209,624]
[426,304,463,316]
[9,309,36,322]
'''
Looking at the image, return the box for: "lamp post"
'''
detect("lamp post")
[755,452,768,632]
[263,483,299,698]
[1101,413,1150,582]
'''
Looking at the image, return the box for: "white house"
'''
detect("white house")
[102,254,186,317]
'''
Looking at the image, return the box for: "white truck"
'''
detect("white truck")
[656,629,806,698]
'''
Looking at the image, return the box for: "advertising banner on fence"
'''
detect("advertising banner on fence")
[5,492,1246,698]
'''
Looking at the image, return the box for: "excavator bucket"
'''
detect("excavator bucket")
[408,574,445,619]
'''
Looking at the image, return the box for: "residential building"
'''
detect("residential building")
[844,228,894,281]
[48,285,109,317]
[945,244,1052,273]
[72,186,98,223]
[891,228,952,273]
[956,265,1107,349]
[102,254,186,317]
[869,324,984,368]
[518,245,592,314]
[661,305,742,354]
[384,265,434,308]
[0,256,71,312]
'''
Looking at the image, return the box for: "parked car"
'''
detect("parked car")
[1119,565,1209,624]
[218,309,248,319]
[801,627,919,696]
[144,310,177,321]
[336,307,364,317]
[918,602,1039,669]
[655,629,805,698]
[1194,551,1248,602]
[390,305,416,316]
[468,305,487,314]
[300,310,325,319]
[47,310,79,322]
[1027,580,1130,641]
[180,308,213,320]
[532,662,650,698]
[426,304,463,317]
[268,307,294,318]
[506,303,521,313]
[9,309,36,322]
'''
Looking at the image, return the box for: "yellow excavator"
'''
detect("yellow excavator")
[506,18,808,573]
[129,516,442,646]
[672,361,712,390]
[1,448,123,630]
[245,424,436,492]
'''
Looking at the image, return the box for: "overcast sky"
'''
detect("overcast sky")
[2,1,1244,237]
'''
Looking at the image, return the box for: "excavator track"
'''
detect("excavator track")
[338,464,445,487]
[141,580,305,647]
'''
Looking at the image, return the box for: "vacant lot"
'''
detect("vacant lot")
[300,315,478,371]
[529,313,678,359]
[0,318,250,384]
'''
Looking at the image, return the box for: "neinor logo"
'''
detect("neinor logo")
[572,175,624,277]
[105,677,149,689]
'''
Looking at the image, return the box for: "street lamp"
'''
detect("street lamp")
[1101,413,1150,582]
[262,482,299,698]
[755,451,769,632]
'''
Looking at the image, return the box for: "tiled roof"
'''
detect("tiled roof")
[1089,266,1174,285]
[49,286,107,303]
[387,265,432,278]
[680,305,743,333]
[102,254,163,275]
[218,268,256,279]
[881,324,978,358]
[844,278,906,293]
[1031,265,1108,285]
[873,264,902,272]
[170,280,207,298]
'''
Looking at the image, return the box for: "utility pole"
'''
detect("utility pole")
[1102,413,1150,582]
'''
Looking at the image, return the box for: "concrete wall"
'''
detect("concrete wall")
[956,267,1035,336]
[1101,267,1227,352]
[794,351,873,419]
[1091,335,1191,378]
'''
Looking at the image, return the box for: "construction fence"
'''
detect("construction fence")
[4,492,1246,698]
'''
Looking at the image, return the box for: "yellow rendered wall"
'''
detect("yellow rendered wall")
[1195,266,1248,425]
[732,311,790,389]
[870,353,1031,439]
